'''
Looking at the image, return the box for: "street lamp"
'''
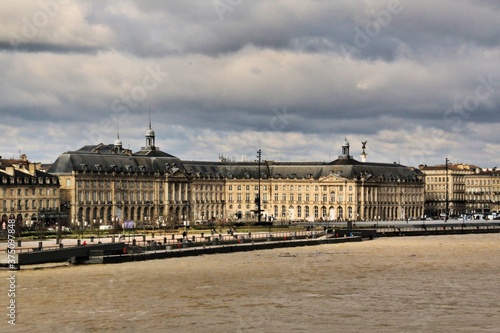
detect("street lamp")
[445,157,449,221]
[257,149,262,225]
[98,218,102,243]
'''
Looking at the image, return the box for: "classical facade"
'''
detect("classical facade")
[464,168,500,215]
[0,155,60,231]
[419,163,474,218]
[49,128,425,228]
[49,126,194,230]
[213,140,425,223]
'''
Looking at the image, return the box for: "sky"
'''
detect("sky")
[1,0,500,168]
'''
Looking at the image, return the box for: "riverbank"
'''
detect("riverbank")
[2,221,499,269]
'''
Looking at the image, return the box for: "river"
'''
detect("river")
[1,233,499,332]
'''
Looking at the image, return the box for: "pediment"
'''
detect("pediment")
[318,175,345,183]
[167,168,187,178]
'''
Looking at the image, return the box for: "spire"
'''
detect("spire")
[114,116,122,152]
[149,103,152,130]
[145,105,156,150]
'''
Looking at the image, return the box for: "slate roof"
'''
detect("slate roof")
[183,158,423,182]
[49,143,423,182]
[48,144,183,175]
[0,168,60,186]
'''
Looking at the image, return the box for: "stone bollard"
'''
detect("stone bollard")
[112,236,115,243]
[38,241,43,250]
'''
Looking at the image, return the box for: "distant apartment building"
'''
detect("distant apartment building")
[0,155,60,231]
[419,163,500,218]
[419,163,473,218]
[464,168,500,215]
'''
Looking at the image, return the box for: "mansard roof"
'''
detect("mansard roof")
[0,168,59,186]
[49,142,422,182]
[184,157,423,182]
[48,144,183,174]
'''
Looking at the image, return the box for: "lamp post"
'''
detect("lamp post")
[98,218,102,243]
[257,149,262,225]
[445,157,449,222]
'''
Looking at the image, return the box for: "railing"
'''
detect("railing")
[125,230,324,248]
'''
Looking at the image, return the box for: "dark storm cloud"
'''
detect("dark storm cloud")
[1,0,500,167]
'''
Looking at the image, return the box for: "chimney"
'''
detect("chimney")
[29,162,40,175]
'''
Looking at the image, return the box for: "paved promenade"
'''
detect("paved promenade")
[2,219,498,253]
[0,230,314,253]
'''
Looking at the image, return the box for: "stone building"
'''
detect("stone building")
[464,168,500,215]
[49,125,191,230]
[196,139,426,223]
[0,155,60,231]
[49,128,425,228]
[417,162,500,218]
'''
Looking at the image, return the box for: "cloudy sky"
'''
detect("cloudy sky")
[1,0,500,168]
